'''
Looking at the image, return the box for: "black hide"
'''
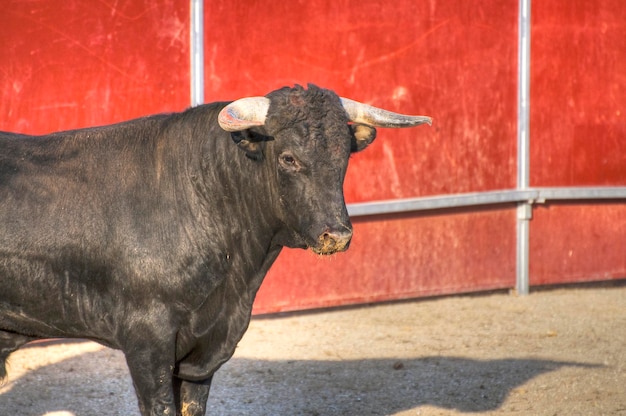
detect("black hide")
[0,85,376,416]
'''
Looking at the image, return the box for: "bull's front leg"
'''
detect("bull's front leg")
[174,376,213,416]
[121,317,179,416]
[125,347,178,416]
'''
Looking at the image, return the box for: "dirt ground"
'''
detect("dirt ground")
[0,283,624,416]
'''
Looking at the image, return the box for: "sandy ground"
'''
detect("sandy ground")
[0,283,624,416]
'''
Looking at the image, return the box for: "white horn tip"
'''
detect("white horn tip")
[340,97,432,129]
[415,116,433,127]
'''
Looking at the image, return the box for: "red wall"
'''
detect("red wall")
[204,0,520,313]
[528,1,626,289]
[530,203,625,285]
[204,0,518,199]
[1,1,623,314]
[0,1,189,134]
[257,208,516,312]
[531,1,625,187]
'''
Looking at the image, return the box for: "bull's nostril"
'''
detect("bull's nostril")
[313,227,352,255]
[319,228,352,246]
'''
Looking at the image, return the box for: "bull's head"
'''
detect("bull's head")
[217,84,431,255]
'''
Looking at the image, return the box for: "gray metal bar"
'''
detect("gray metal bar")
[517,0,531,192]
[346,187,626,217]
[531,187,626,201]
[347,189,529,217]
[516,204,531,295]
[516,0,532,295]
[190,0,204,107]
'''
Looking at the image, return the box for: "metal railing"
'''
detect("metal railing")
[346,186,626,295]
[516,0,532,295]
[190,0,204,107]
[346,188,626,218]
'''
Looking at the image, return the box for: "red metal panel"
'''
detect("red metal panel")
[204,0,518,199]
[530,1,626,186]
[529,1,626,287]
[0,0,189,134]
[530,204,626,285]
[254,208,516,314]
[205,0,519,312]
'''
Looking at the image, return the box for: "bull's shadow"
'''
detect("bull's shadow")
[211,356,597,415]
[0,341,598,416]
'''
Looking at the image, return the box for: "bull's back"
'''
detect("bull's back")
[0,130,115,250]
[0,118,169,238]
[0,121,168,340]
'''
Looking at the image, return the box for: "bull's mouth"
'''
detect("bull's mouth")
[310,246,346,256]
[309,232,352,256]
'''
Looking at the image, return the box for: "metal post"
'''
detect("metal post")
[516,0,531,295]
[190,0,204,107]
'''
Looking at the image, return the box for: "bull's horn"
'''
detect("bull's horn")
[340,97,432,128]
[218,97,271,132]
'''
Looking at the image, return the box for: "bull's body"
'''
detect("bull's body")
[0,85,429,415]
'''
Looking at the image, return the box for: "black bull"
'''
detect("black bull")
[0,85,430,415]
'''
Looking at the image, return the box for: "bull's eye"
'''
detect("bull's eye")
[279,152,300,170]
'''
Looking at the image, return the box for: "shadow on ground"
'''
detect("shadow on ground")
[210,356,598,415]
[0,344,599,416]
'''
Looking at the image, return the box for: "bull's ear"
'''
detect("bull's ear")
[230,130,269,161]
[350,123,377,152]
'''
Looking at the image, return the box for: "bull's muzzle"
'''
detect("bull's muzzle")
[312,227,353,255]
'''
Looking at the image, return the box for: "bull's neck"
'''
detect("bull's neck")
[165,105,283,296]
